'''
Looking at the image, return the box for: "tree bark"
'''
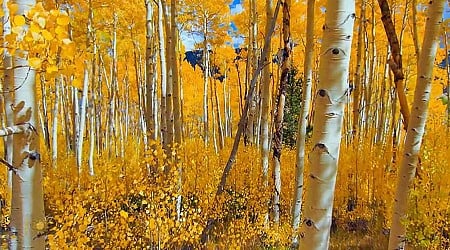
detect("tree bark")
[272,0,292,225]
[158,0,168,149]
[352,0,365,137]
[9,5,46,243]
[291,0,315,246]
[200,0,281,243]
[145,0,157,142]
[260,0,273,189]
[378,0,410,130]
[388,1,445,248]
[299,0,355,248]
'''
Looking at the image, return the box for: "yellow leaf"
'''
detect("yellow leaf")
[13,15,25,26]
[46,65,58,74]
[56,15,70,26]
[36,17,46,28]
[50,10,59,17]
[28,57,41,68]
[31,31,41,41]
[119,210,128,219]
[35,220,46,231]
[42,30,53,40]
[72,78,83,89]
[29,23,40,33]
[149,218,156,229]
[55,26,65,35]
[61,38,72,45]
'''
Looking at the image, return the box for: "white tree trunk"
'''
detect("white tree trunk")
[291,0,315,247]
[202,16,210,146]
[299,0,355,248]
[158,0,168,147]
[388,0,444,249]
[145,0,157,142]
[10,49,46,250]
[51,76,61,169]
[260,0,273,189]
[76,66,89,171]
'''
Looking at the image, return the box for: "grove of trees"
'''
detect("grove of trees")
[0,0,450,249]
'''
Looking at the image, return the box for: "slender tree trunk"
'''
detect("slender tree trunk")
[378,0,410,130]
[352,0,365,137]
[165,1,174,152]
[299,0,355,248]
[76,66,89,171]
[172,9,182,145]
[51,77,60,168]
[39,77,50,149]
[388,1,444,248]
[245,0,259,146]
[202,16,210,146]
[213,78,224,150]
[145,0,157,141]
[272,0,292,225]
[200,1,281,243]
[260,0,273,187]
[158,0,168,149]
[411,0,420,61]
[291,0,315,246]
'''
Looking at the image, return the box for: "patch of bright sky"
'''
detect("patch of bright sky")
[181,0,243,51]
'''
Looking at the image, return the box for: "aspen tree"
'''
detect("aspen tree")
[172,3,182,145]
[378,0,410,130]
[388,0,445,248]
[202,16,210,146]
[260,0,273,187]
[8,0,46,247]
[201,1,281,243]
[51,78,60,169]
[352,0,365,137]
[145,0,158,143]
[245,0,258,145]
[165,1,174,151]
[272,0,292,225]
[76,66,89,171]
[158,0,168,148]
[299,0,355,248]
[291,0,315,246]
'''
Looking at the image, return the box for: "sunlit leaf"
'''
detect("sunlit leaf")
[46,65,58,74]
[36,17,46,28]
[119,210,128,219]
[56,15,70,26]
[42,30,53,40]
[13,15,25,26]
[28,57,41,68]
